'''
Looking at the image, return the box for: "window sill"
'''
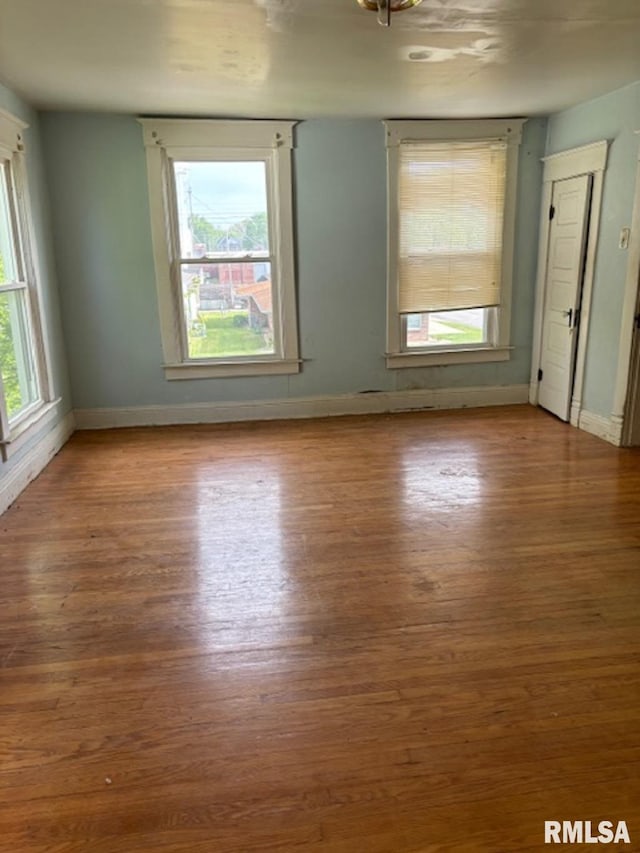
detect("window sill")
[164,359,302,380]
[386,346,512,369]
[1,399,61,461]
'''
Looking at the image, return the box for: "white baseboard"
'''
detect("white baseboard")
[74,384,530,430]
[578,410,622,446]
[570,397,582,428]
[610,414,624,446]
[0,411,75,516]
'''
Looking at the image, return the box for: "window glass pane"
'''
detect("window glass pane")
[0,289,39,420]
[406,308,487,349]
[181,261,276,359]
[173,161,270,259]
[0,164,19,284]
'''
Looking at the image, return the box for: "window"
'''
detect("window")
[384,119,524,368]
[141,119,299,379]
[0,110,53,459]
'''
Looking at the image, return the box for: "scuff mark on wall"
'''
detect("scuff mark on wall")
[401,37,503,63]
[254,0,296,32]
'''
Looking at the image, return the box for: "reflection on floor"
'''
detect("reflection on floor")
[1,405,639,852]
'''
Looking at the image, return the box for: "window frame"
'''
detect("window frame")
[0,108,56,461]
[401,306,497,352]
[140,119,300,380]
[384,118,525,368]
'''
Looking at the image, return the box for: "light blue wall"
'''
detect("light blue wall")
[546,80,640,417]
[39,113,547,410]
[0,82,71,480]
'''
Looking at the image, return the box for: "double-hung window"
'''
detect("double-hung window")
[0,109,53,459]
[141,119,299,379]
[385,119,524,367]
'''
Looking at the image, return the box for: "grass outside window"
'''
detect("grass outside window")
[188,310,272,359]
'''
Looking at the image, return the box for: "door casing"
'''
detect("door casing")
[618,144,640,447]
[530,141,609,427]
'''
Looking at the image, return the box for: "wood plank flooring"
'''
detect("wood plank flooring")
[1,405,639,852]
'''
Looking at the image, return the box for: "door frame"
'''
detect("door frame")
[530,140,609,426]
[617,138,640,445]
[621,293,640,444]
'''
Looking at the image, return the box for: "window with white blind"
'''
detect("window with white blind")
[0,109,54,460]
[385,119,524,368]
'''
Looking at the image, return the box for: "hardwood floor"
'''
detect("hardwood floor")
[1,405,639,852]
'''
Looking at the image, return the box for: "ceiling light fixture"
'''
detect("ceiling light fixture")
[357,0,423,27]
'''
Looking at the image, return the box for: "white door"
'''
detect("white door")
[538,175,592,421]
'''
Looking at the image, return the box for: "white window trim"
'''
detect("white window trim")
[1,399,61,461]
[0,108,57,461]
[140,119,300,380]
[384,118,525,368]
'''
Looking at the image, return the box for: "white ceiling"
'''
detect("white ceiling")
[1,0,640,118]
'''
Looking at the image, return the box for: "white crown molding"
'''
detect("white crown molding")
[0,107,28,158]
[384,117,525,148]
[541,140,609,183]
[138,118,297,150]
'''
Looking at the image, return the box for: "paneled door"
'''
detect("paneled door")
[538,175,592,421]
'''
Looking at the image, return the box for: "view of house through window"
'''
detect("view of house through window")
[0,161,40,424]
[405,307,489,348]
[173,160,276,360]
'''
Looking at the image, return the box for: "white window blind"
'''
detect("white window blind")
[398,139,507,314]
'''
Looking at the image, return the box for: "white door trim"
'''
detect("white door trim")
[617,136,640,445]
[530,140,609,427]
